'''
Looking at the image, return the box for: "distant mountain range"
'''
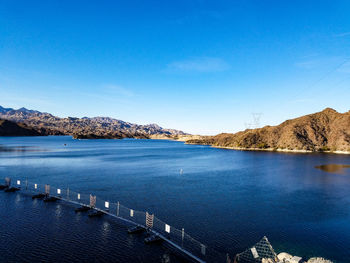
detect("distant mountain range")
[187,108,350,153]
[2,106,350,153]
[0,106,186,139]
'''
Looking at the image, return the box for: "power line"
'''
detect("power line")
[306,57,350,90]
[286,57,350,105]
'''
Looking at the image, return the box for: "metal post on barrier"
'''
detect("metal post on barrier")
[25,179,28,190]
[5,177,11,187]
[45,184,50,195]
[117,201,120,217]
[90,194,96,208]
[67,188,70,200]
[182,228,185,247]
[146,212,154,228]
[201,244,206,256]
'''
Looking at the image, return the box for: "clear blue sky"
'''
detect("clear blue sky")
[1,0,349,134]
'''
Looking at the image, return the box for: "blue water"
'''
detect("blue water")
[1,136,350,262]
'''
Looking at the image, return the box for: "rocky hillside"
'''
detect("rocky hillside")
[0,106,186,139]
[0,119,45,136]
[187,108,350,153]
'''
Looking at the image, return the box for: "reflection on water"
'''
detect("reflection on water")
[315,164,350,173]
[161,254,171,263]
[0,145,44,152]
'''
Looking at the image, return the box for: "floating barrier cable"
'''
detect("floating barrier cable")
[1,177,225,263]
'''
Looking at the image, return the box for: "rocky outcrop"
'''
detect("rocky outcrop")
[0,106,186,139]
[277,252,333,263]
[307,258,333,263]
[187,108,350,153]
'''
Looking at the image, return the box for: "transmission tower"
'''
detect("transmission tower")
[251,113,262,129]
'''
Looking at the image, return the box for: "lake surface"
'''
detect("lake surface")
[1,136,350,262]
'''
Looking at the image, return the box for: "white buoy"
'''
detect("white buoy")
[165,224,170,233]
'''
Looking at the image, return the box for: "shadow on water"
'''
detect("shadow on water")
[0,145,45,152]
[315,164,350,174]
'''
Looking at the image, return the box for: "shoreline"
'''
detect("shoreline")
[213,146,350,155]
[2,135,350,156]
[185,143,350,155]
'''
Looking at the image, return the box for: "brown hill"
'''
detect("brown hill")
[0,119,45,136]
[187,108,350,153]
